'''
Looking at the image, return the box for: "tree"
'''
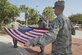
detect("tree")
[19,5,30,26]
[0,0,19,28]
[42,6,55,22]
[4,4,19,24]
[17,20,25,25]
[69,14,82,24]
[19,5,39,25]
[28,9,39,25]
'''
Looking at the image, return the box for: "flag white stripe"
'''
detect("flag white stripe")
[15,29,33,39]
[34,29,48,32]
[29,31,43,35]
[10,29,28,42]
[25,32,38,37]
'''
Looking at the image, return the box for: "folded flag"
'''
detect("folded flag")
[4,27,48,44]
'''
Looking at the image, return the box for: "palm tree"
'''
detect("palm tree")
[19,5,30,27]
[28,9,39,25]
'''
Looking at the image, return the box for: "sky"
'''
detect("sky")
[9,0,82,20]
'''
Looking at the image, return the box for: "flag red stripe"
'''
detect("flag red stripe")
[13,29,30,40]
[24,32,36,38]
[28,31,43,36]
[33,30,45,33]
[8,28,27,42]
[35,28,48,30]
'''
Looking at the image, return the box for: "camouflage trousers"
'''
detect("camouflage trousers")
[51,42,72,55]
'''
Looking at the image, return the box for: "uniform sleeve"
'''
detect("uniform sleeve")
[37,18,63,46]
[18,22,25,29]
[43,21,48,28]
[6,23,13,28]
[48,19,60,30]
[48,19,64,36]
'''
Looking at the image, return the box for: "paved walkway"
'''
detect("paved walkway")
[0,35,31,55]
[72,30,82,39]
[23,38,82,55]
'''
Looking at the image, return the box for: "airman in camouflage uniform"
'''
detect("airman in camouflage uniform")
[51,1,75,55]
[10,17,23,48]
[38,16,47,55]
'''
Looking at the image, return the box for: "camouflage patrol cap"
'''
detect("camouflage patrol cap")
[53,0,65,8]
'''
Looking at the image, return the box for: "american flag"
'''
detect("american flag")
[4,27,48,44]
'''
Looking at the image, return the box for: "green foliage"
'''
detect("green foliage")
[0,0,19,25]
[42,6,55,21]
[19,5,30,26]
[28,9,39,25]
[69,14,82,23]
[19,5,30,19]
[19,5,39,25]
[17,20,25,25]
[19,5,30,13]
[6,4,20,18]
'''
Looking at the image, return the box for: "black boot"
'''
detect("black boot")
[13,38,18,48]
[13,45,18,48]
[38,46,44,55]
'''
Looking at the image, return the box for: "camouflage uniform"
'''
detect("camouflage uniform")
[9,21,20,48]
[38,19,47,28]
[10,21,20,29]
[51,1,75,55]
[51,14,75,55]
[9,19,23,48]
